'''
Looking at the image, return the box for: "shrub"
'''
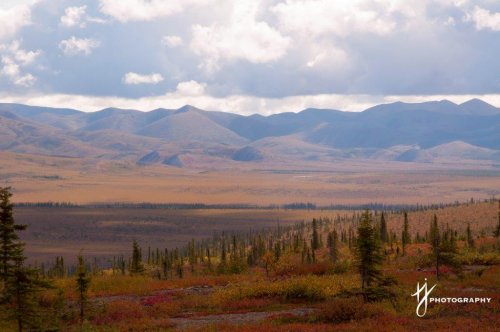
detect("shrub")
[94,300,144,325]
[221,298,275,312]
[213,275,353,304]
[282,279,326,301]
[458,252,500,265]
[275,261,331,277]
[331,260,350,274]
[316,297,383,323]
[274,253,338,277]
[148,302,182,318]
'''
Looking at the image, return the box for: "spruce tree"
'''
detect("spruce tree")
[206,247,212,271]
[0,187,51,331]
[429,215,441,280]
[4,262,52,331]
[355,211,383,292]
[76,255,91,324]
[130,240,144,274]
[327,229,339,263]
[494,200,500,238]
[380,212,388,243]
[466,223,475,248]
[402,211,410,255]
[0,187,27,281]
[311,218,320,250]
[274,242,281,261]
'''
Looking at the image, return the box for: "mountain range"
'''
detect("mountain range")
[1,99,499,167]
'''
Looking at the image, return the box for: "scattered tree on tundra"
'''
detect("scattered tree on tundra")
[466,222,475,248]
[76,254,91,325]
[429,214,441,279]
[495,200,500,238]
[327,229,339,264]
[355,210,383,295]
[130,240,144,274]
[402,211,410,255]
[0,187,27,281]
[380,212,388,243]
[0,187,52,332]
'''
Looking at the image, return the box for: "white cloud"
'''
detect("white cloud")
[190,0,290,72]
[304,43,350,70]
[99,0,183,23]
[444,16,456,26]
[2,40,41,65]
[467,6,500,31]
[271,0,397,38]
[13,73,36,86]
[59,36,100,55]
[123,72,164,85]
[175,80,206,95]
[14,48,40,65]
[60,6,87,28]
[98,0,213,22]
[5,87,500,116]
[1,56,36,87]
[0,40,39,86]
[1,56,20,77]
[86,16,108,24]
[0,4,32,41]
[162,35,183,48]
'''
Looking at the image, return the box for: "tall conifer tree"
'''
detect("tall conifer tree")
[355,211,383,292]
[0,187,27,281]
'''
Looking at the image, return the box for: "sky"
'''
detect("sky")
[0,0,499,114]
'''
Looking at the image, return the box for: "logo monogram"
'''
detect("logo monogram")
[411,278,437,317]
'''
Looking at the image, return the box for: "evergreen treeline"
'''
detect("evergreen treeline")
[33,199,499,282]
[14,196,498,211]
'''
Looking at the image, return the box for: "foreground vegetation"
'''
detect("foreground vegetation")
[1,187,499,331]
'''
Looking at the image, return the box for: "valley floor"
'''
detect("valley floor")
[2,151,499,206]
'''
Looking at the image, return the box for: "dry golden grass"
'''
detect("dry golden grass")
[2,151,499,205]
[386,201,499,237]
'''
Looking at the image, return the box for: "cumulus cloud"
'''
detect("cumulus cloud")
[175,80,206,95]
[1,57,20,77]
[99,0,184,22]
[1,56,36,87]
[190,0,290,72]
[98,0,213,22]
[162,35,183,48]
[271,0,397,37]
[60,5,87,28]
[0,40,40,87]
[304,43,350,70]
[2,40,41,65]
[13,73,36,87]
[0,4,32,41]
[467,6,500,31]
[14,47,40,65]
[122,72,164,85]
[59,36,100,55]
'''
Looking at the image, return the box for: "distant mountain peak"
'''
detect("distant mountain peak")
[137,151,161,165]
[175,105,202,114]
[460,98,492,107]
[458,98,499,115]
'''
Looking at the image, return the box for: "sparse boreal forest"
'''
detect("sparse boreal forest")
[1,186,499,331]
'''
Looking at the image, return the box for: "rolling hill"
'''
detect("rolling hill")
[0,99,499,167]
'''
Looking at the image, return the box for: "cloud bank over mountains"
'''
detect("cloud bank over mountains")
[0,0,499,114]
